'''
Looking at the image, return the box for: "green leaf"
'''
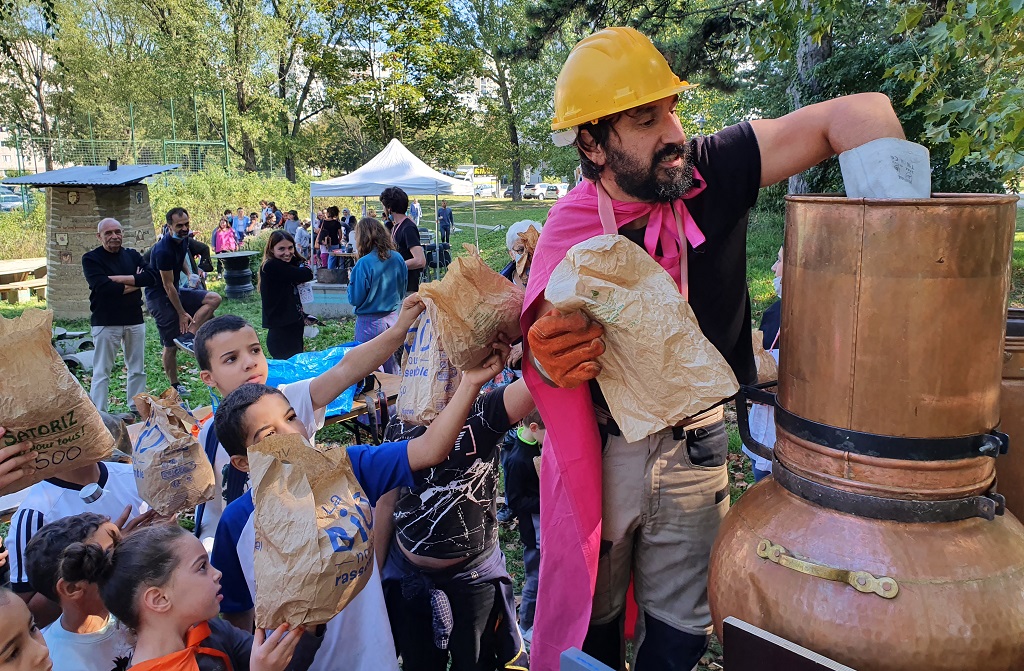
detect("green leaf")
[893,3,926,33]
[949,132,973,166]
[938,99,973,116]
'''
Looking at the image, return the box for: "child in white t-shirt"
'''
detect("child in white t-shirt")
[25,513,133,671]
[3,453,149,626]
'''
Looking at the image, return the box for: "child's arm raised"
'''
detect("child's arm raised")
[406,349,506,472]
[308,294,425,411]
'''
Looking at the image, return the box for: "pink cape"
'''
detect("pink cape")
[521,178,705,670]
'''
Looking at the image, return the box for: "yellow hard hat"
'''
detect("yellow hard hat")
[551,27,696,145]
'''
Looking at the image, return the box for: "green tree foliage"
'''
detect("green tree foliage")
[889,0,1024,179]
[0,0,478,181]
[520,0,1021,189]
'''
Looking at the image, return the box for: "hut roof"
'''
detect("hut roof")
[2,164,180,187]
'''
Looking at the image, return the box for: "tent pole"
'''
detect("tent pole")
[363,196,367,218]
[434,189,440,279]
[472,192,478,249]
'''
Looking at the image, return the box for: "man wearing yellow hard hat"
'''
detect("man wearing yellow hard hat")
[519,26,923,671]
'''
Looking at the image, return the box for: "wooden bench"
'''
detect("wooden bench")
[0,276,47,303]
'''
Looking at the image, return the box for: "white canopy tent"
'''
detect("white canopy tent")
[310,138,480,249]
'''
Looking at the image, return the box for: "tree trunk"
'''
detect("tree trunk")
[235,83,258,172]
[787,1,832,195]
[495,61,522,200]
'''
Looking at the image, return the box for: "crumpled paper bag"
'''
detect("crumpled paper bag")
[132,389,217,516]
[0,309,113,496]
[753,330,778,384]
[514,224,542,277]
[395,299,462,424]
[419,244,524,369]
[248,433,374,628]
[545,234,739,442]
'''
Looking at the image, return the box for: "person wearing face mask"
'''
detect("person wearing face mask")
[145,208,222,397]
[741,245,782,482]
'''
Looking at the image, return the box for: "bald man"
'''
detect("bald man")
[81,218,157,415]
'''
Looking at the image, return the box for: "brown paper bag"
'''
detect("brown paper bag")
[419,244,524,369]
[752,330,779,384]
[131,390,216,516]
[248,434,374,628]
[545,235,739,442]
[0,309,113,496]
[395,299,462,424]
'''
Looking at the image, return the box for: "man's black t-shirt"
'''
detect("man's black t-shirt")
[610,122,762,385]
[386,386,511,559]
[318,218,342,246]
[391,218,422,292]
[146,234,188,298]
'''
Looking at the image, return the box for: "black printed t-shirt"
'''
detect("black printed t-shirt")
[386,386,511,559]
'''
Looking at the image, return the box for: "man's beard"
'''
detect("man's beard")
[605,141,695,202]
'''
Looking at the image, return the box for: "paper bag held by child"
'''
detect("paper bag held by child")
[395,300,462,424]
[248,433,374,628]
[0,309,113,496]
[419,244,524,369]
[132,389,217,516]
[545,234,739,442]
[752,330,778,384]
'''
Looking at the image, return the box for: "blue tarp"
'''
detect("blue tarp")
[265,343,357,417]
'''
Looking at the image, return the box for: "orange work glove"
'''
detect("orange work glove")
[527,309,605,388]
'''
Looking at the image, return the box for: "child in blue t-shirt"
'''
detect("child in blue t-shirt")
[210,350,505,671]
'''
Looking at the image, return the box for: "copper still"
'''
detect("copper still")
[998,310,1024,517]
[709,194,1024,671]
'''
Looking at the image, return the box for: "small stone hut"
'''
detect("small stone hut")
[2,164,179,319]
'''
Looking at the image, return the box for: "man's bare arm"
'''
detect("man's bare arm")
[750,92,905,188]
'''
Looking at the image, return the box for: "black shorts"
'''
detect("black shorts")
[146,288,209,347]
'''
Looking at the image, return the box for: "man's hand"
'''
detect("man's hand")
[394,293,425,332]
[528,309,605,389]
[0,428,35,491]
[178,311,193,334]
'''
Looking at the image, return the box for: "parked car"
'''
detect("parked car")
[503,186,513,198]
[534,183,566,200]
[474,184,495,197]
[522,184,542,199]
[0,194,23,211]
